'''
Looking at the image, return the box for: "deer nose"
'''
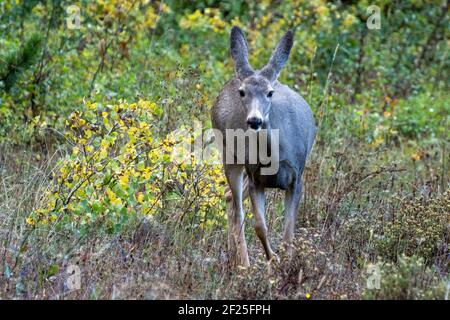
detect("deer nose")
[247,117,263,130]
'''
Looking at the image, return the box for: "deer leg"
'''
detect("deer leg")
[282,179,302,256]
[248,181,276,261]
[225,175,249,261]
[224,193,237,263]
[224,165,250,268]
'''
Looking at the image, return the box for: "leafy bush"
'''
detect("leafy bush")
[363,255,447,300]
[374,190,450,264]
[390,92,449,139]
[27,100,227,234]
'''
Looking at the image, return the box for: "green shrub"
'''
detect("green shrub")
[374,190,450,263]
[363,255,447,300]
[27,100,227,235]
[390,93,449,139]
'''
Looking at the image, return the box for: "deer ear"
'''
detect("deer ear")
[260,30,294,82]
[230,26,254,80]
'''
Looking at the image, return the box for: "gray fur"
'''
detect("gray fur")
[230,26,254,79]
[211,26,316,266]
[260,29,294,82]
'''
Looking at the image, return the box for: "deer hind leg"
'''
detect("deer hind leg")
[224,166,250,267]
[282,179,302,256]
[248,181,276,261]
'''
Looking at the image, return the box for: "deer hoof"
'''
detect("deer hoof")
[268,252,280,264]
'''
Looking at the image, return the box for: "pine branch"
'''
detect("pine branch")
[0,34,43,92]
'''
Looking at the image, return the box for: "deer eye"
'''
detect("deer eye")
[239,89,245,97]
[267,90,274,98]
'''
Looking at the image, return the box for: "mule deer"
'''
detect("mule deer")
[211,26,316,267]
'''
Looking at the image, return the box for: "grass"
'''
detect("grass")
[1,114,448,299]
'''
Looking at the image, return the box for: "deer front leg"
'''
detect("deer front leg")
[224,165,250,268]
[282,180,302,256]
[248,181,276,261]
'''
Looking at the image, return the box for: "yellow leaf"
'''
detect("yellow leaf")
[119,174,129,187]
[137,192,144,204]
[26,216,36,226]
